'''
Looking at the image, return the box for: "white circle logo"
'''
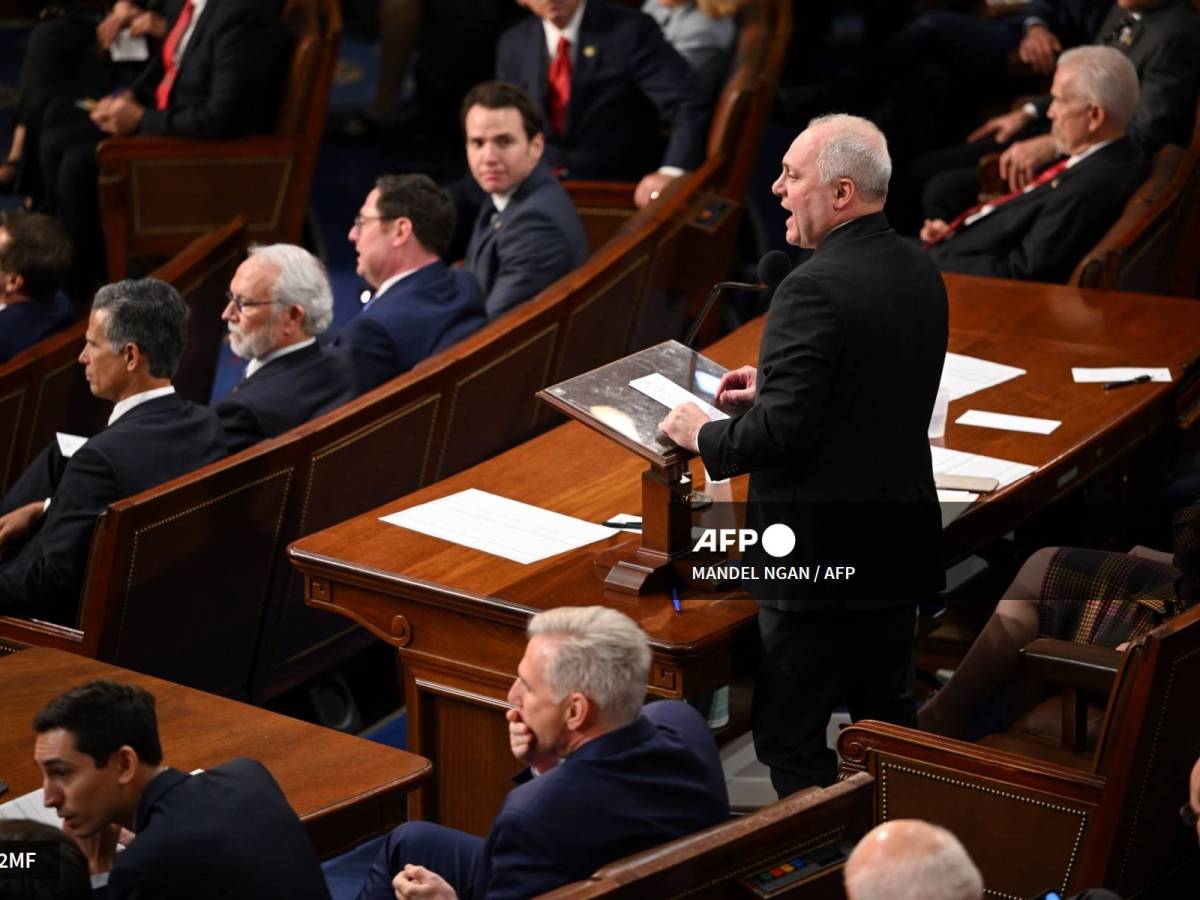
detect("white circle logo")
[761,523,796,558]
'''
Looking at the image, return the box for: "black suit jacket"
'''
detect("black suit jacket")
[1032,0,1200,155]
[213,342,355,453]
[130,0,288,138]
[1025,0,1111,51]
[0,293,73,364]
[496,0,709,178]
[0,392,227,623]
[465,163,590,319]
[98,759,329,900]
[928,138,1150,283]
[698,214,948,612]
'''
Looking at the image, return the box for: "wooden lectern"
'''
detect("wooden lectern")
[538,340,741,594]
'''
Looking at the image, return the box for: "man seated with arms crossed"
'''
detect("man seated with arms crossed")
[497,0,708,207]
[462,81,588,320]
[357,606,729,900]
[0,278,226,623]
[214,243,355,453]
[335,175,486,394]
[33,680,330,899]
[0,210,73,363]
[922,46,1148,283]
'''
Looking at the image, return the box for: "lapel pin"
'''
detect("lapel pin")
[583,45,596,58]
[1051,178,1061,189]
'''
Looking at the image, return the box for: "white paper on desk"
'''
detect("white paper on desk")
[938,352,1026,401]
[109,30,150,62]
[380,488,616,565]
[956,410,1061,435]
[930,445,1036,489]
[937,489,979,529]
[629,372,728,421]
[56,432,87,457]
[1071,367,1172,383]
[603,513,643,533]
[0,788,62,828]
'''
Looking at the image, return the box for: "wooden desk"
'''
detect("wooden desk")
[0,647,432,858]
[289,276,1200,836]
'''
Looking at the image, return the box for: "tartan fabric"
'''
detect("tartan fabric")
[1038,547,1182,648]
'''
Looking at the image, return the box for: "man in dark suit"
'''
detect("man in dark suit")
[0,277,227,624]
[29,0,288,294]
[462,81,589,319]
[923,47,1149,283]
[32,680,330,899]
[496,0,709,208]
[913,0,1200,230]
[0,210,74,363]
[358,606,729,900]
[334,175,486,394]
[662,115,948,796]
[214,244,354,453]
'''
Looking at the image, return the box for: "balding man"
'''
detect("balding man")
[923,46,1149,282]
[661,115,948,796]
[214,244,354,453]
[357,606,729,900]
[844,820,983,900]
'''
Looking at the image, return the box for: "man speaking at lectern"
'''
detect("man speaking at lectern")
[661,114,948,796]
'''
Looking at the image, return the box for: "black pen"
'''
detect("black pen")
[1103,374,1152,390]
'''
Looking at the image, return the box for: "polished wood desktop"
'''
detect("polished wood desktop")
[289,275,1200,836]
[0,647,431,858]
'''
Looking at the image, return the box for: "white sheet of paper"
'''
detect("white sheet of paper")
[1071,367,1171,383]
[0,788,61,828]
[955,409,1061,435]
[603,513,643,533]
[109,30,150,62]
[938,352,1026,401]
[56,432,87,457]
[937,489,979,504]
[629,372,728,421]
[930,445,1036,489]
[937,488,978,529]
[379,488,616,565]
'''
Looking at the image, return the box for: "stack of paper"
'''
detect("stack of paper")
[930,445,1036,489]
[939,353,1026,401]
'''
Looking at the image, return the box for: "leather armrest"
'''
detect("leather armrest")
[1018,638,1122,696]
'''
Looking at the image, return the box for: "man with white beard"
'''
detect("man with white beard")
[214,244,354,453]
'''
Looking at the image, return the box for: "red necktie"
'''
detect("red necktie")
[155,0,196,112]
[547,35,571,136]
[926,158,1072,247]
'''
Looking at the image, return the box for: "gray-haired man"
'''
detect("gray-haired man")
[214,244,355,453]
[0,278,227,622]
[358,606,729,900]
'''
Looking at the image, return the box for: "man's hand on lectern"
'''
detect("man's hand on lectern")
[715,365,757,404]
[659,403,707,453]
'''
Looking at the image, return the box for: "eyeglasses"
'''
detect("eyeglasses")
[224,290,281,313]
[351,214,392,231]
[1183,803,1199,829]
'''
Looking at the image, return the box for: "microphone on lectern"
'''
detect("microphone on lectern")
[684,251,792,348]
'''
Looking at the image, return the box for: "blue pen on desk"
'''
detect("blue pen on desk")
[670,585,682,614]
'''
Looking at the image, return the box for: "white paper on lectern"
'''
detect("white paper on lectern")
[956,410,1061,435]
[628,372,728,421]
[1071,367,1171,383]
[380,488,616,565]
[930,445,1036,489]
[0,788,61,827]
[938,352,1026,401]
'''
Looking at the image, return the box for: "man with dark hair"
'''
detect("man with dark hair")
[0,210,74,363]
[0,819,91,900]
[462,80,588,319]
[0,278,226,623]
[333,174,485,394]
[31,680,330,899]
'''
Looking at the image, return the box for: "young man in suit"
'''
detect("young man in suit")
[923,46,1149,283]
[214,244,354,453]
[335,175,486,394]
[358,606,730,900]
[496,0,709,207]
[661,115,948,796]
[462,81,589,320]
[32,680,330,899]
[0,277,227,624]
[0,210,74,363]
